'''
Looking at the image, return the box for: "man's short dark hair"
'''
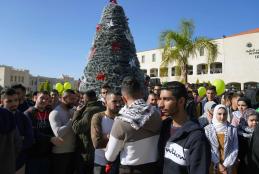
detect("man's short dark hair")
[101,83,111,90]
[51,89,58,94]
[11,84,26,92]
[84,90,97,101]
[38,90,50,96]
[162,81,188,102]
[207,86,216,92]
[105,90,121,100]
[63,89,75,96]
[1,88,17,99]
[33,91,38,96]
[121,76,142,98]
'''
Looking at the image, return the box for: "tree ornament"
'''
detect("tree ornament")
[96,24,102,32]
[110,0,117,4]
[129,59,136,68]
[96,72,106,81]
[112,42,121,52]
[107,19,114,28]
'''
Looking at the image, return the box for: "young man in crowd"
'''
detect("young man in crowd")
[72,90,105,174]
[158,81,211,174]
[99,83,111,106]
[24,91,63,174]
[105,76,161,174]
[147,92,159,107]
[201,86,219,114]
[91,91,122,174]
[0,107,21,174]
[1,88,33,174]
[153,83,162,96]
[50,89,60,109]
[12,84,33,112]
[49,89,77,174]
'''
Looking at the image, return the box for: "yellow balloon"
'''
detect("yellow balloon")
[64,82,72,90]
[55,83,63,93]
[212,79,225,95]
[198,87,206,97]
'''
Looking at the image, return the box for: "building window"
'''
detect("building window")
[21,76,24,83]
[187,65,193,75]
[171,66,181,76]
[141,69,147,75]
[210,62,222,74]
[18,76,21,82]
[152,54,156,62]
[160,67,168,77]
[14,76,17,82]
[150,68,158,77]
[197,64,208,75]
[141,56,145,63]
[199,46,205,56]
[10,76,13,82]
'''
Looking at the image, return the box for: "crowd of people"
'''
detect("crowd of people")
[0,77,259,174]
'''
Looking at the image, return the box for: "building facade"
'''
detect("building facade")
[137,28,259,90]
[0,65,78,92]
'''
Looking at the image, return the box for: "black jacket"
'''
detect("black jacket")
[247,124,259,173]
[158,117,211,174]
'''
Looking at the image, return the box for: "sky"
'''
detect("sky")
[0,0,258,79]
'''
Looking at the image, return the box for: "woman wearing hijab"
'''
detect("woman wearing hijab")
[237,108,258,174]
[231,97,252,127]
[205,104,238,174]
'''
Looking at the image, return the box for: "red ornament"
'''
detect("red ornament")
[96,72,105,81]
[112,42,121,52]
[96,24,102,32]
[110,0,117,4]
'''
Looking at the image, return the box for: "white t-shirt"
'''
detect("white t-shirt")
[94,116,114,166]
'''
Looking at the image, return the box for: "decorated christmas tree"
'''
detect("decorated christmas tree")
[79,0,144,94]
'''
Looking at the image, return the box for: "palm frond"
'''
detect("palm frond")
[179,19,194,40]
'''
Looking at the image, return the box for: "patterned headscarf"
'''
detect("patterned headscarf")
[238,108,258,138]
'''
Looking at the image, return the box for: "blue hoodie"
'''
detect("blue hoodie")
[158,117,211,174]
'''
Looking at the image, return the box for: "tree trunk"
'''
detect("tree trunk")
[181,64,188,84]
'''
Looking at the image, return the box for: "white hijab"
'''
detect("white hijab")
[212,104,228,133]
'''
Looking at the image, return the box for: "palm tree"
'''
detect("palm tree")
[160,19,218,83]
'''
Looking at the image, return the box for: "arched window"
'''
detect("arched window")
[150,68,158,77]
[210,62,222,74]
[187,65,193,75]
[197,64,208,75]
[199,46,205,56]
[171,66,181,76]
[160,67,168,77]
[141,69,147,75]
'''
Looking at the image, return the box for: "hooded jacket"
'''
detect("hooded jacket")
[159,118,211,174]
[0,108,21,174]
[105,99,161,167]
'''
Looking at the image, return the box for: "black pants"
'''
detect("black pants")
[74,154,94,174]
[119,162,159,174]
[50,152,76,174]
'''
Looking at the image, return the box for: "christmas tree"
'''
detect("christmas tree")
[79,0,144,94]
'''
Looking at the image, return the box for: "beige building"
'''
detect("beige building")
[0,65,31,90]
[0,65,78,92]
[137,28,259,90]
